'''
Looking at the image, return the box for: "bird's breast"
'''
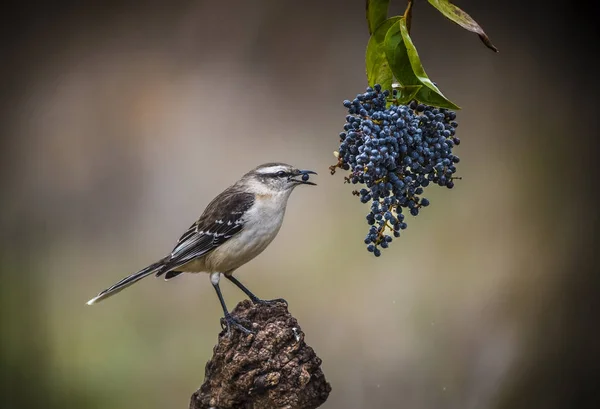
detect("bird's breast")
[204,196,288,273]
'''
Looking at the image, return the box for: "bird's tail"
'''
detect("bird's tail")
[86,258,167,305]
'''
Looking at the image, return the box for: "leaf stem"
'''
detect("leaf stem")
[404,0,414,34]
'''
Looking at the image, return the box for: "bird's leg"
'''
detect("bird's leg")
[225,275,288,306]
[211,273,253,336]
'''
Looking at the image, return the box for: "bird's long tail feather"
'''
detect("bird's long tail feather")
[86,259,167,305]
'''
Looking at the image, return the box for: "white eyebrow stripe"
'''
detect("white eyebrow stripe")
[256,165,289,175]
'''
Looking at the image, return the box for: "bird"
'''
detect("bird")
[86,162,317,334]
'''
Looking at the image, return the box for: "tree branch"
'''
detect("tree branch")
[189,300,331,409]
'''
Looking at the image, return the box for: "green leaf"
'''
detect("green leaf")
[365,17,400,92]
[415,83,460,110]
[383,18,417,88]
[427,0,498,52]
[384,17,459,109]
[366,0,390,35]
[393,84,422,105]
[402,18,459,109]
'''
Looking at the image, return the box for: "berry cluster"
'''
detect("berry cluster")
[330,84,461,256]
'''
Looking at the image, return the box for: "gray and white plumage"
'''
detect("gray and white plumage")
[86,162,316,306]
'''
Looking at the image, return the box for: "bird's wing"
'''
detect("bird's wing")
[157,189,255,274]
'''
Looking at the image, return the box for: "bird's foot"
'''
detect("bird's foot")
[220,313,254,337]
[250,296,288,307]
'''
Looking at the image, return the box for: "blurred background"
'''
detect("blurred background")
[1,1,598,408]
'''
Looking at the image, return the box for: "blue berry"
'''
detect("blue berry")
[332,84,461,256]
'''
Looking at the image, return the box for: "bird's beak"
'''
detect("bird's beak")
[292,169,317,185]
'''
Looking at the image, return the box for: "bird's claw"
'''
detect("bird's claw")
[221,313,254,336]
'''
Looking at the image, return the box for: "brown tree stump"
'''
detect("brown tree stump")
[189,300,331,409]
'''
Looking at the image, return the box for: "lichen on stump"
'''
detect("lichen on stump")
[189,300,331,409]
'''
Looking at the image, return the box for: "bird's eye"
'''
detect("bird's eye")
[276,170,287,177]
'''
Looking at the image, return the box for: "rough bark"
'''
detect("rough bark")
[189,300,331,409]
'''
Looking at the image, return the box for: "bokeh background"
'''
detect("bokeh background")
[1,1,598,408]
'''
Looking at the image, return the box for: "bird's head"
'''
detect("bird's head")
[241,162,317,195]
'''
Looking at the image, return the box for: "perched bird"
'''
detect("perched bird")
[86,162,317,334]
